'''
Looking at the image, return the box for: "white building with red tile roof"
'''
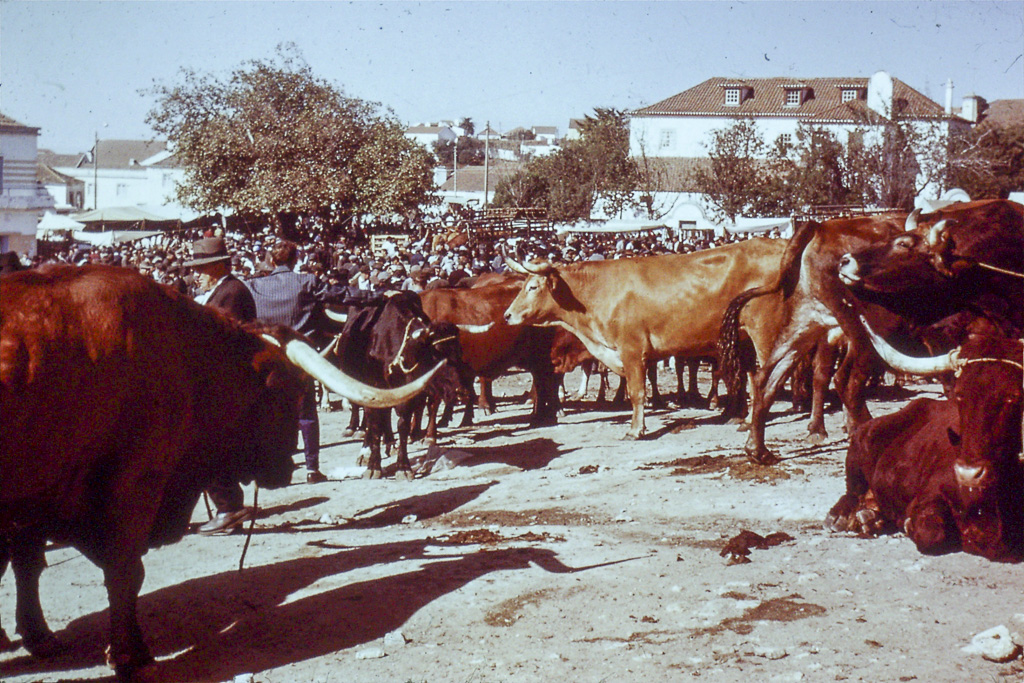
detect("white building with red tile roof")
[629,71,970,160]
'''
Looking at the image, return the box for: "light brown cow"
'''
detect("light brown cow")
[503,238,787,439]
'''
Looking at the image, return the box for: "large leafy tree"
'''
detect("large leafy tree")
[492,108,640,223]
[690,118,771,222]
[145,44,436,239]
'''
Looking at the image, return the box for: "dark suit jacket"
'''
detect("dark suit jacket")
[207,275,257,322]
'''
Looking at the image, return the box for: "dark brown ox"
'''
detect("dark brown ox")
[419,274,561,427]
[504,238,787,439]
[837,199,1024,343]
[719,213,911,463]
[826,324,1023,561]
[0,265,436,679]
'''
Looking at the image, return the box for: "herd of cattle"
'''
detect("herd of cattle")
[0,198,1021,680]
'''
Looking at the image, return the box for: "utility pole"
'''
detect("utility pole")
[93,131,99,209]
[453,134,459,196]
[484,121,490,208]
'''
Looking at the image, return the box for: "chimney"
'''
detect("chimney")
[961,94,980,123]
[944,78,954,115]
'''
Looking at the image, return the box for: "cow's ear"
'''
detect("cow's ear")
[947,427,961,447]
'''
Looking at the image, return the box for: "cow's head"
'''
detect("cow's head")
[838,210,960,294]
[502,256,569,326]
[862,317,1024,560]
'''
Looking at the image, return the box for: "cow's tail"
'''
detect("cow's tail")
[717,219,822,398]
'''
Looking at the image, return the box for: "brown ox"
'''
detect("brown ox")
[0,265,436,679]
[503,238,787,439]
[837,199,1023,343]
[419,274,561,426]
[719,213,909,463]
[826,323,1023,561]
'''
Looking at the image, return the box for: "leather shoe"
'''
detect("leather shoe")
[306,470,328,484]
[197,507,254,536]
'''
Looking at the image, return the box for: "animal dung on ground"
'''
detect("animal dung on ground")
[720,529,795,565]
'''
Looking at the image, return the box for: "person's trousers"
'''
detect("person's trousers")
[299,380,320,470]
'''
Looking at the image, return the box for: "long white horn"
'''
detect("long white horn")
[456,322,494,333]
[504,254,530,275]
[905,208,921,232]
[858,316,960,375]
[262,335,444,407]
[925,219,949,248]
[324,308,348,323]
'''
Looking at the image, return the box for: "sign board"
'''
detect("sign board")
[370,233,412,257]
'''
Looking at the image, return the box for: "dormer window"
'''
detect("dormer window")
[722,84,752,106]
[784,88,802,107]
[841,89,857,103]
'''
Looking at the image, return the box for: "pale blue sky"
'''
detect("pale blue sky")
[2,1,1022,153]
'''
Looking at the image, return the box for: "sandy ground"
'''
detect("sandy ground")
[2,366,1023,683]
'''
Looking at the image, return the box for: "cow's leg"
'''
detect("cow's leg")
[904,495,960,555]
[707,360,721,410]
[477,377,496,415]
[393,402,417,481]
[647,361,666,410]
[833,343,874,435]
[744,347,804,464]
[99,545,152,680]
[529,371,560,426]
[806,340,838,444]
[361,409,386,479]
[573,361,591,401]
[7,531,60,657]
[622,359,648,440]
[344,404,360,437]
[424,395,440,443]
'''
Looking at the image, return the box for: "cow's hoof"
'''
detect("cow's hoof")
[746,449,779,466]
[733,420,750,431]
[855,509,881,535]
[806,432,827,445]
[362,469,383,480]
[23,632,62,658]
[394,469,415,481]
[621,432,643,441]
[106,645,155,681]
[342,429,356,437]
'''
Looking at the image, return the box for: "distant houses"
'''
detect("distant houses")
[0,113,55,255]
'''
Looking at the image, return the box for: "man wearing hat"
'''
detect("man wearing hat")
[184,237,258,535]
[185,237,257,321]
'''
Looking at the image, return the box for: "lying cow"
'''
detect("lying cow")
[0,265,437,678]
[826,322,1023,561]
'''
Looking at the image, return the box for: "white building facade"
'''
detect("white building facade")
[1,113,55,256]
[630,71,973,205]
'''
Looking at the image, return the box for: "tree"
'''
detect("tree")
[946,121,1024,199]
[145,44,436,239]
[458,117,475,136]
[689,118,772,223]
[492,108,640,223]
[433,136,485,167]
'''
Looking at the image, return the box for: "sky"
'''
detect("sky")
[2,0,1022,154]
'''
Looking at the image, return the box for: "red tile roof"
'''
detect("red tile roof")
[634,76,947,122]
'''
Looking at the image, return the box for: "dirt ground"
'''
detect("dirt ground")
[2,366,1023,683]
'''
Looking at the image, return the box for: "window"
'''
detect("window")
[0,156,4,192]
[724,88,740,106]
[778,133,794,147]
[659,129,673,150]
[116,183,129,197]
[841,89,858,103]
[784,89,802,107]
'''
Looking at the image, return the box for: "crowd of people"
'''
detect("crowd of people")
[24,222,775,300]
